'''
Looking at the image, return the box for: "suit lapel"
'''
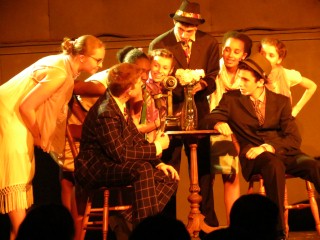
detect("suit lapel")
[165,30,188,68]
[173,44,188,68]
[264,88,276,126]
[108,92,128,125]
[239,88,276,127]
[239,94,256,118]
[188,33,201,67]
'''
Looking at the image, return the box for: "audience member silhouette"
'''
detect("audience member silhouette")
[204,194,279,240]
[15,204,74,240]
[129,214,190,240]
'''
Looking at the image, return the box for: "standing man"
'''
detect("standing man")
[149,0,220,228]
[200,53,320,240]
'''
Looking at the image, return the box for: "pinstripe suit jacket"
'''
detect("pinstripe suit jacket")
[74,90,162,189]
[149,28,220,119]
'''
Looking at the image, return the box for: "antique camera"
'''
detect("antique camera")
[153,76,180,131]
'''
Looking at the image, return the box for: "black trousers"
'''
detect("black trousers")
[251,152,320,231]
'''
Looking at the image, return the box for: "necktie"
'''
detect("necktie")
[124,107,128,122]
[140,87,147,124]
[182,41,191,64]
[253,100,264,126]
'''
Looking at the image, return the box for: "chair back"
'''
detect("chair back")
[66,94,87,158]
[66,124,83,158]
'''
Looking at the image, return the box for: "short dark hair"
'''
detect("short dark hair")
[222,31,253,57]
[16,204,74,240]
[116,46,149,64]
[230,194,278,240]
[129,214,190,240]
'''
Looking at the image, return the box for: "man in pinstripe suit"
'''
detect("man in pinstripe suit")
[74,63,180,229]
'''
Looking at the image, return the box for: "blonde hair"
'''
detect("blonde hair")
[61,35,104,56]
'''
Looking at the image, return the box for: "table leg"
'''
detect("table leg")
[186,143,220,239]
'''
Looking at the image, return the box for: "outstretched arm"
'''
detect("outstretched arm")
[292,76,317,117]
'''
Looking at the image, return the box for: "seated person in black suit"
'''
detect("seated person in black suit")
[200,53,320,240]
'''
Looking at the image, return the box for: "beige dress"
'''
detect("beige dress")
[0,54,76,213]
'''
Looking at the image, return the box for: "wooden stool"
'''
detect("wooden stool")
[248,174,320,236]
[80,187,132,240]
[66,123,132,240]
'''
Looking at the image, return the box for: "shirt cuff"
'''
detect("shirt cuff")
[261,143,275,153]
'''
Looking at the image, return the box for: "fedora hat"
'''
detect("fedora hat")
[170,1,205,26]
[242,53,272,80]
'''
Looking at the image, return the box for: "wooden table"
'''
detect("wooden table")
[165,130,221,239]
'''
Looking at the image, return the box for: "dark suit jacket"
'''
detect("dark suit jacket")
[149,29,220,119]
[74,90,162,189]
[200,88,302,181]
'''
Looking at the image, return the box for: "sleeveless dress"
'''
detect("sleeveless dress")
[0,54,76,213]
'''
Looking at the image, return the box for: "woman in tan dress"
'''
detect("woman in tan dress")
[0,35,105,239]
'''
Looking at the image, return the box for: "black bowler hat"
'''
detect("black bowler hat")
[242,53,272,80]
[170,1,205,26]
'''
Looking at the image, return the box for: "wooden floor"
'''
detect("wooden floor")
[57,230,320,240]
[288,231,320,239]
[69,230,320,240]
[1,214,319,240]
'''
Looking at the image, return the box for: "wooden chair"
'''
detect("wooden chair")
[248,174,320,236]
[66,123,132,240]
[231,133,320,236]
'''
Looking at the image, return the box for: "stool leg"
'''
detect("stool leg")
[248,180,254,194]
[284,184,289,237]
[306,181,320,235]
[102,189,110,240]
[80,195,93,240]
[259,179,266,196]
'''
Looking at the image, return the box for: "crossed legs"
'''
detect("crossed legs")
[103,160,178,226]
